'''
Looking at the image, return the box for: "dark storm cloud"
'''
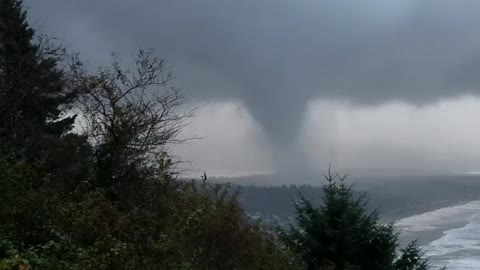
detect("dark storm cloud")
[25,0,480,145]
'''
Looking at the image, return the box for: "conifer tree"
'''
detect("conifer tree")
[282,168,434,270]
[0,0,78,160]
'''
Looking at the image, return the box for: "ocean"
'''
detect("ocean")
[397,201,480,270]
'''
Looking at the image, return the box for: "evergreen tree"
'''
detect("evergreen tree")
[282,168,436,270]
[0,0,78,160]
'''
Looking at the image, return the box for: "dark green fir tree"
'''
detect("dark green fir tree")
[0,0,78,161]
[282,168,438,270]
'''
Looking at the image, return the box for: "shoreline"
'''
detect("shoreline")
[401,218,468,246]
[395,200,480,247]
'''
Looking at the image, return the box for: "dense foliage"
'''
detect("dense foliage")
[281,169,437,270]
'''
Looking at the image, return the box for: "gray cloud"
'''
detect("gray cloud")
[25,0,480,147]
[300,97,480,174]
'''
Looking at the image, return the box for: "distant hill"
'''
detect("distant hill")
[204,168,449,186]
[207,174,480,222]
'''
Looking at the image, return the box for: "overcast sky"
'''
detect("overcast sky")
[25,0,480,177]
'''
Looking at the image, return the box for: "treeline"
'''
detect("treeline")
[0,1,439,269]
[236,175,480,222]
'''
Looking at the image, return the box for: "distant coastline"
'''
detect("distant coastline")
[397,200,480,245]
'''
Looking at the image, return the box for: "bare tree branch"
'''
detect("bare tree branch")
[77,49,194,176]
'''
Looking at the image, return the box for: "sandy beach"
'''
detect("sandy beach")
[397,201,480,245]
[395,201,480,269]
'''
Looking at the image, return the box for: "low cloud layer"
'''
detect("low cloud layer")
[175,97,480,176]
[300,96,480,173]
[173,102,273,176]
